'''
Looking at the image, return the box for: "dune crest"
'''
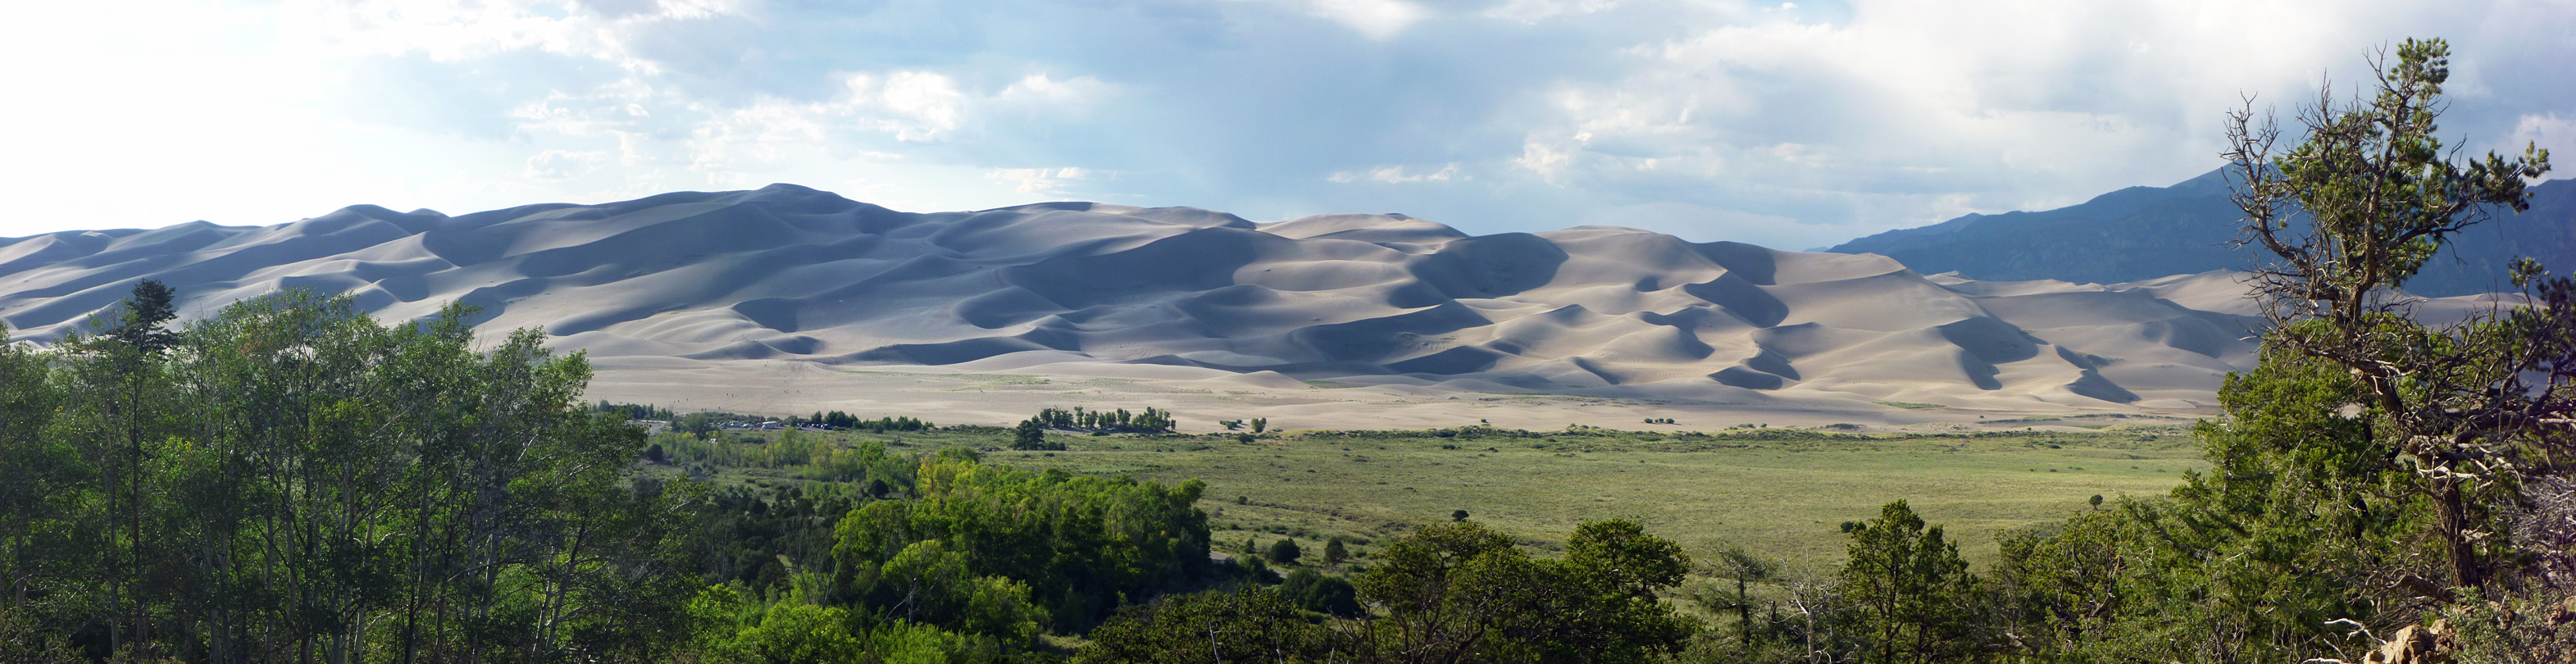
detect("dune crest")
[0,184,2413,417]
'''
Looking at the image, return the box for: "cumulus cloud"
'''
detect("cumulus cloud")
[2509,112,2574,165]
[1328,163,1461,184]
[986,167,1101,195]
[2,0,2570,252]
[524,149,610,180]
[1305,0,1432,39]
[1486,0,1626,24]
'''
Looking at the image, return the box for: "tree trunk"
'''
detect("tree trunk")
[2434,479,2483,589]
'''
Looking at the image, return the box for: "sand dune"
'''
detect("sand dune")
[1,184,2497,427]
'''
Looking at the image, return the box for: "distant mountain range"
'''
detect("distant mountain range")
[1824,169,2576,297]
[0,184,2309,410]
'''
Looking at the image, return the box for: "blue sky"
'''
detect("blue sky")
[4,0,2571,250]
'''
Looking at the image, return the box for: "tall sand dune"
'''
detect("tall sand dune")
[1,184,2517,425]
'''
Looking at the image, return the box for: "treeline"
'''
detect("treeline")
[0,285,1231,662]
[1027,406,1175,433]
[593,400,676,421]
[655,430,919,487]
[812,410,933,432]
[667,411,934,436]
[0,289,694,662]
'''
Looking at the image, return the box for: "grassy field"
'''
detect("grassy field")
[675,422,2206,573]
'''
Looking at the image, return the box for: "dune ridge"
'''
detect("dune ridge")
[0,184,2388,419]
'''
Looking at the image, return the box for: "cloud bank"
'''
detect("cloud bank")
[2,0,2569,250]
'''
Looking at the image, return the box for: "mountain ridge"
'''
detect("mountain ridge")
[1825,168,2574,296]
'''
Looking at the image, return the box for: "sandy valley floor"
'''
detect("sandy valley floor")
[586,356,2214,434]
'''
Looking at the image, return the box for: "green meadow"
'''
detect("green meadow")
[676,423,2205,571]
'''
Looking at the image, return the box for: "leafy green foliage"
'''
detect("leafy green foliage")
[1837,501,1977,664]
[1090,519,1697,662]
[1266,539,1302,565]
[1078,586,1333,664]
[595,399,677,421]
[1012,418,1063,450]
[686,583,1011,664]
[1277,568,1363,618]
[833,456,1214,632]
[1897,37,2576,664]
[1029,406,1176,434]
[1,289,701,662]
[103,279,178,353]
[2228,36,2564,594]
[1349,520,1698,663]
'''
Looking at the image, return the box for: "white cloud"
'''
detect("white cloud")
[1,0,2569,256]
[1580,201,1806,245]
[524,149,610,180]
[270,0,747,69]
[1486,0,2576,239]
[986,167,1099,195]
[1485,0,1622,24]
[2507,112,2574,168]
[1513,140,1578,184]
[994,74,1117,116]
[1328,163,1460,184]
[857,71,970,142]
[1307,0,1431,39]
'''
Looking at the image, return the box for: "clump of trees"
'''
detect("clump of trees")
[596,399,677,421]
[832,456,1215,634]
[1081,519,1698,663]
[0,288,697,662]
[814,410,933,432]
[0,285,1234,663]
[1020,406,1177,442]
[1013,419,1055,450]
[1027,406,1178,433]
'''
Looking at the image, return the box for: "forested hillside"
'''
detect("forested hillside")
[1824,169,2574,298]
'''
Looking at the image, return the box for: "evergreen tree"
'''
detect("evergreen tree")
[1013,418,1049,449]
[1839,500,1977,664]
[2224,36,2560,591]
[106,279,178,353]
